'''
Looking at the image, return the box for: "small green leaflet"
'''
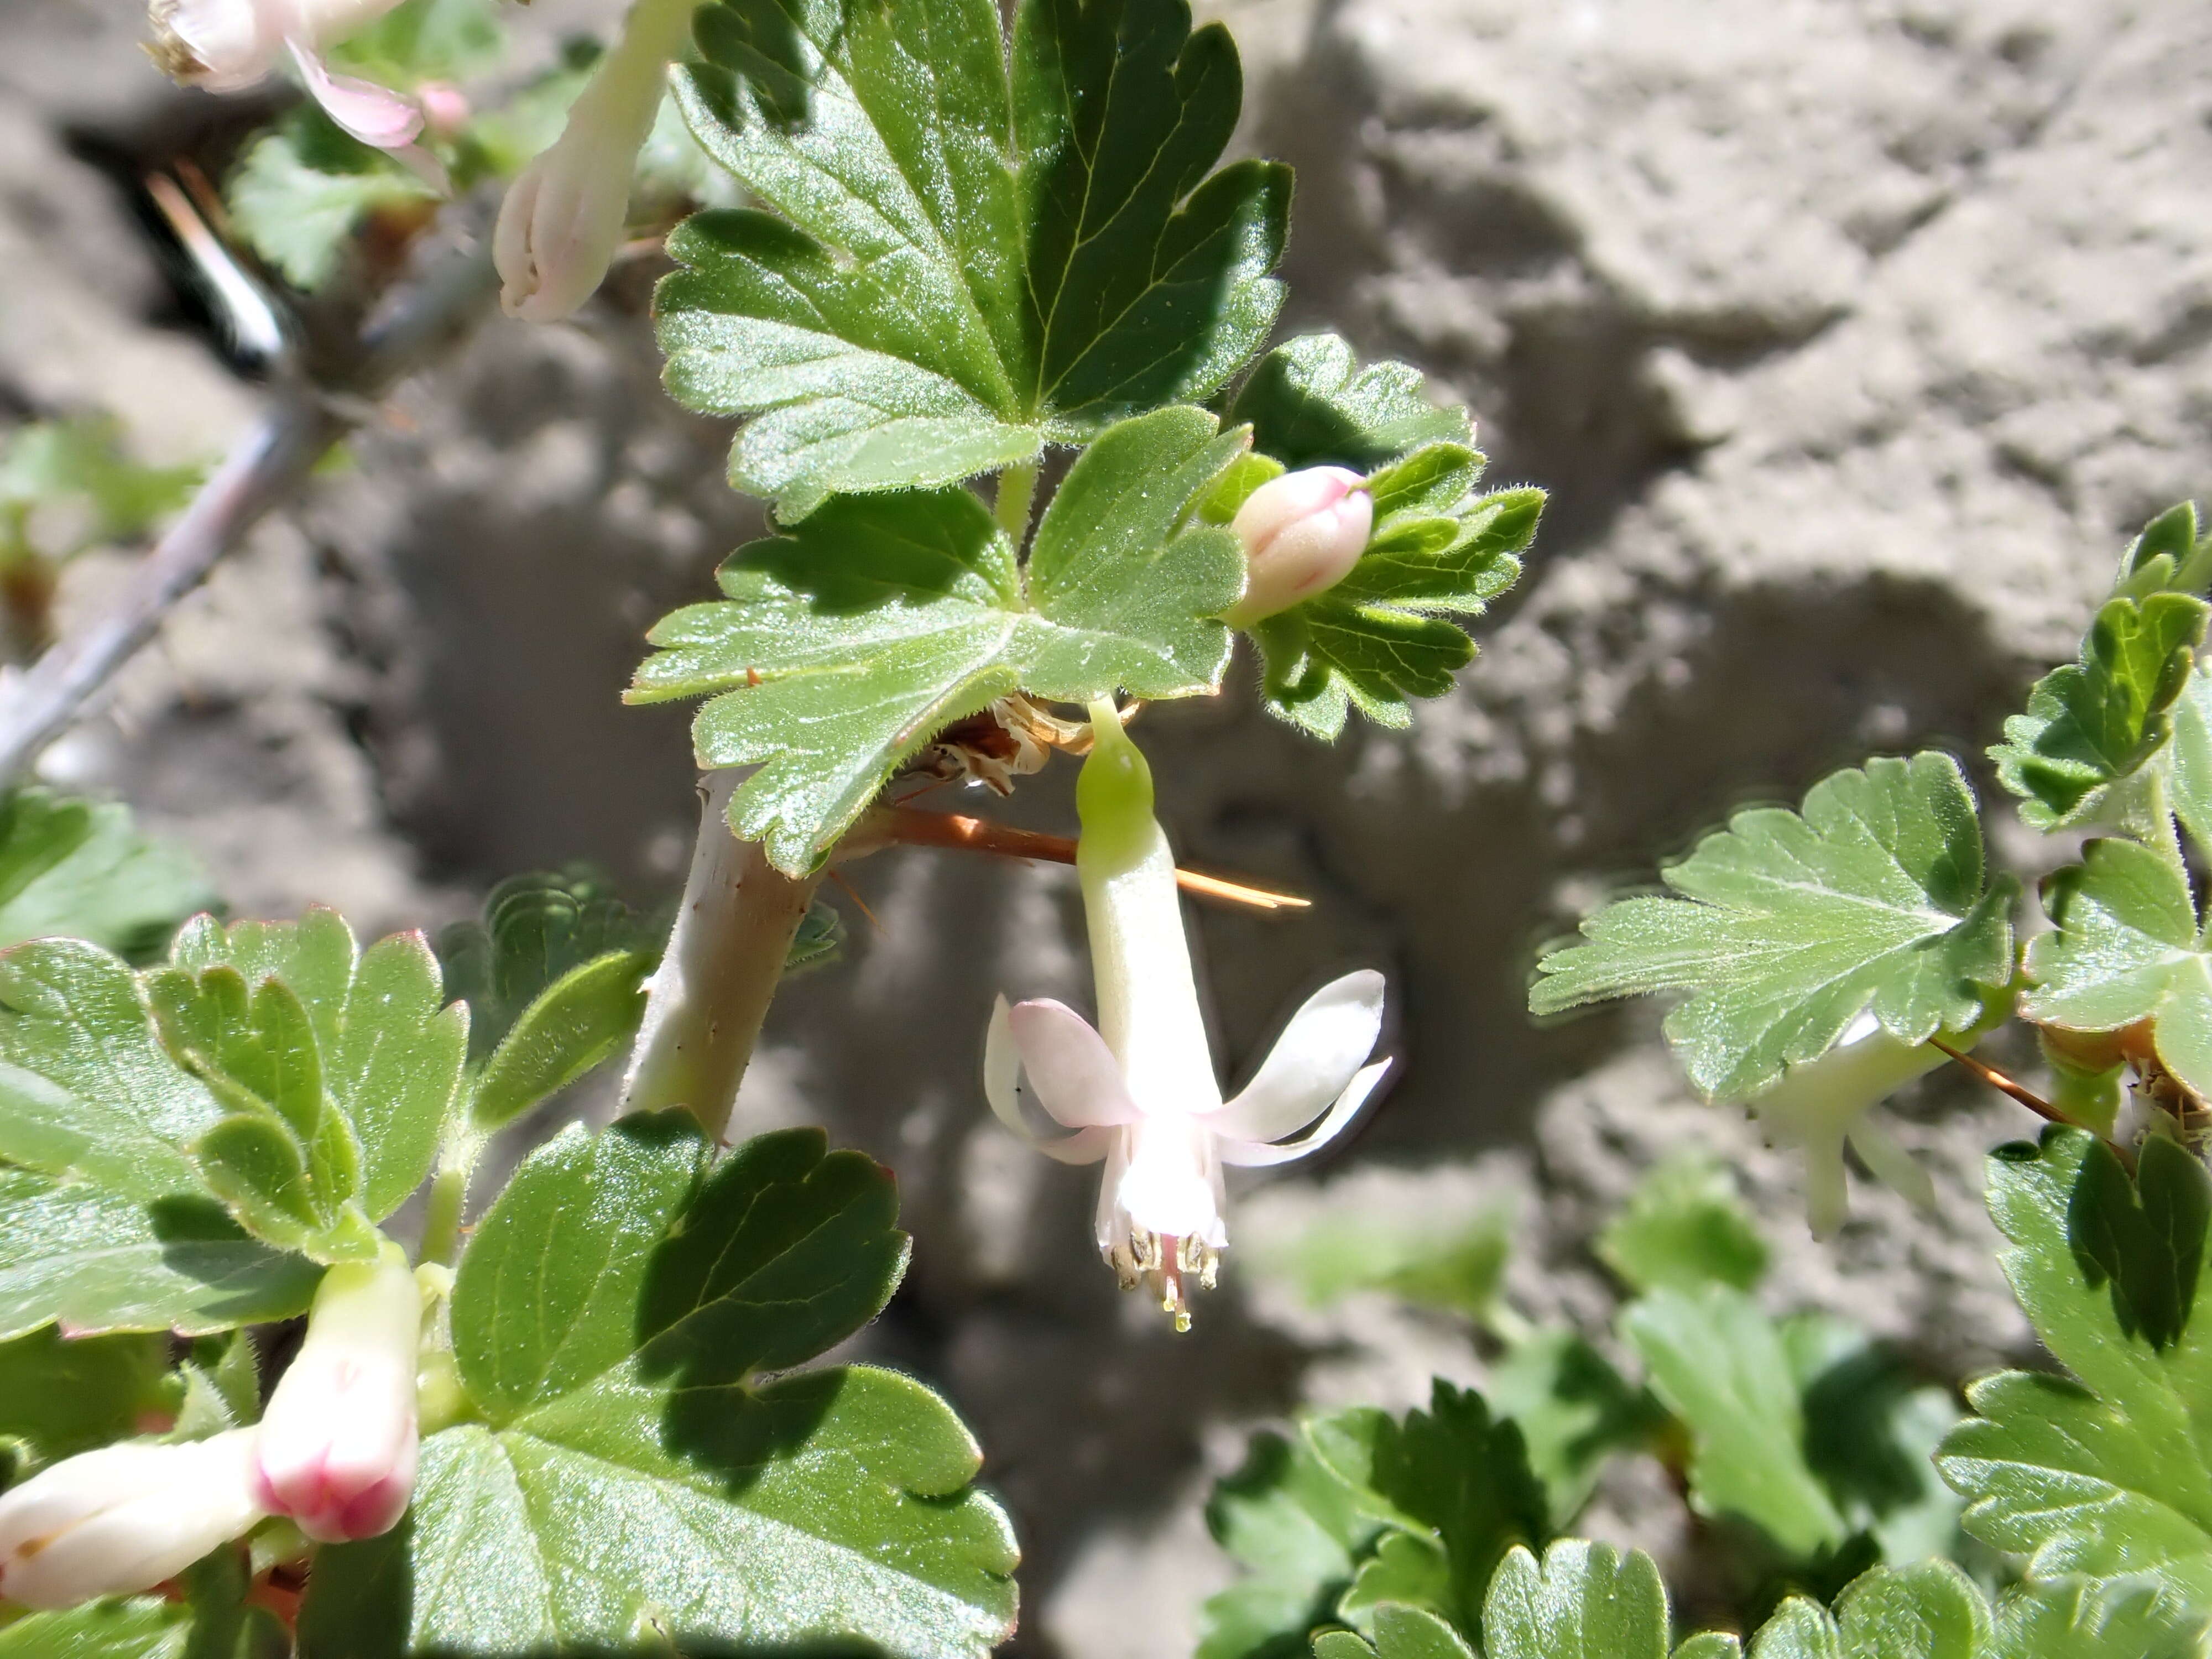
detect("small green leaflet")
[661,0,1288,518]
[0,1165,317,1342]
[1483,1540,1670,1659]
[228,108,440,291]
[1938,1129,2212,1612]
[1219,337,1539,738]
[1531,752,2015,1102]
[1231,335,1471,473]
[2109,500,2212,608]
[2168,660,2212,855]
[2025,836,2212,1102]
[1596,1153,1770,1296]
[1198,1427,1382,1659]
[1787,1314,1965,1566]
[302,1114,1016,1657]
[0,419,200,561]
[0,787,213,964]
[1485,1331,1660,1528]
[436,870,656,1126]
[1989,591,2208,831]
[1314,1604,1476,1659]
[631,406,1245,872]
[1622,1284,1847,1559]
[1989,1577,2211,1659]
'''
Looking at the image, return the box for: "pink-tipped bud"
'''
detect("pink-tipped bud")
[1222,466,1374,628]
[252,1241,421,1543]
[0,1428,267,1609]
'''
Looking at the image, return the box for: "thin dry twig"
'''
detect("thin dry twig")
[1931,1035,2137,1171]
[0,213,497,791]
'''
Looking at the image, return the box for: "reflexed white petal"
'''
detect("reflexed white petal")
[286,40,424,150]
[1094,1133,1131,1253]
[1034,1126,1115,1166]
[985,998,1113,1164]
[1007,999,1141,1128]
[1848,1118,1936,1212]
[1208,969,1385,1142]
[1218,1057,1391,1168]
[1802,1132,1850,1240]
[1116,1117,1222,1240]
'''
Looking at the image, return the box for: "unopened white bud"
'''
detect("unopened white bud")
[0,1428,265,1609]
[493,0,696,321]
[252,1241,421,1543]
[1221,466,1374,628]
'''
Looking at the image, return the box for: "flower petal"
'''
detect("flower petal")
[1218,1057,1391,1167]
[287,40,424,150]
[1034,1126,1115,1166]
[1847,1118,1936,1212]
[1208,969,1385,1143]
[1008,999,1141,1128]
[985,998,1113,1164]
[1094,1133,1131,1253]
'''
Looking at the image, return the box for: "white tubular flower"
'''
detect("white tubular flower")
[984,703,1391,1328]
[147,0,435,161]
[1743,1009,1948,1239]
[252,1240,420,1543]
[0,1428,265,1609]
[493,0,697,321]
[1222,466,1375,628]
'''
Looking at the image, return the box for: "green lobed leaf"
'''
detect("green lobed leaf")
[1938,1128,2212,1608]
[1232,335,1471,473]
[1481,1540,1670,1659]
[1312,1382,1551,1643]
[0,788,212,963]
[1622,1285,1848,1560]
[1787,1317,1964,1565]
[1597,1153,1770,1296]
[467,952,649,1129]
[227,109,440,291]
[168,910,466,1225]
[1313,1604,1478,1659]
[2169,660,2212,857]
[305,1113,1015,1656]
[630,406,1246,872]
[1485,1331,1662,1530]
[1828,1560,1990,1659]
[326,0,505,85]
[1200,1427,1382,1659]
[2111,502,2212,604]
[1531,752,2015,1102]
[662,0,1288,518]
[1990,1576,2212,1659]
[1245,1206,1512,1319]
[1990,591,2209,831]
[0,1598,191,1658]
[436,868,656,1063]
[1745,1597,1839,1659]
[0,1165,318,1342]
[2024,836,2212,1103]
[0,1326,168,1479]
[1338,1533,1452,1634]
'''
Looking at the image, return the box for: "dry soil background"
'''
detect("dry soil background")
[2,0,2210,1652]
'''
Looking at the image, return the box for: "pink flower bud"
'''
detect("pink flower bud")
[1222,466,1374,628]
[0,1428,266,1609]
[252,1243,421,1543]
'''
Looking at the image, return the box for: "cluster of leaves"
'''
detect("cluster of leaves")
[1530,500,2212,1196]
[0,417,200,568]
[1211,1152,1965,1659]
[643,0,1542,873]
[0,860,1011,1655]
[1211,1119,2212,1658]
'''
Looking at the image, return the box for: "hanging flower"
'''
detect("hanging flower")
[493,0,697,321]
[251,1239,421,1543]
[984,702,1391,1328]
[1221,466,1375,628]
[0,1428,265,1609]
[1742,1008,1947,1238]
[147,0,445,179]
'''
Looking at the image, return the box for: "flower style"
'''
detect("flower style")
[1221,466,1375,628]
[0,1428,266,1609]
[493,0,697,321]
[251,1239,421,1542]
[1741,1008,1950,1238]
[147,0,441,173]
[984,702,1391,1328]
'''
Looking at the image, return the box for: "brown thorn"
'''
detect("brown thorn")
[825,868,885,936]
[868,806,1311,912]
[1931,1036,2138,1171]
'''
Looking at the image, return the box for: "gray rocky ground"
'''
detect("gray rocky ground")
[1,0,2209,1651]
